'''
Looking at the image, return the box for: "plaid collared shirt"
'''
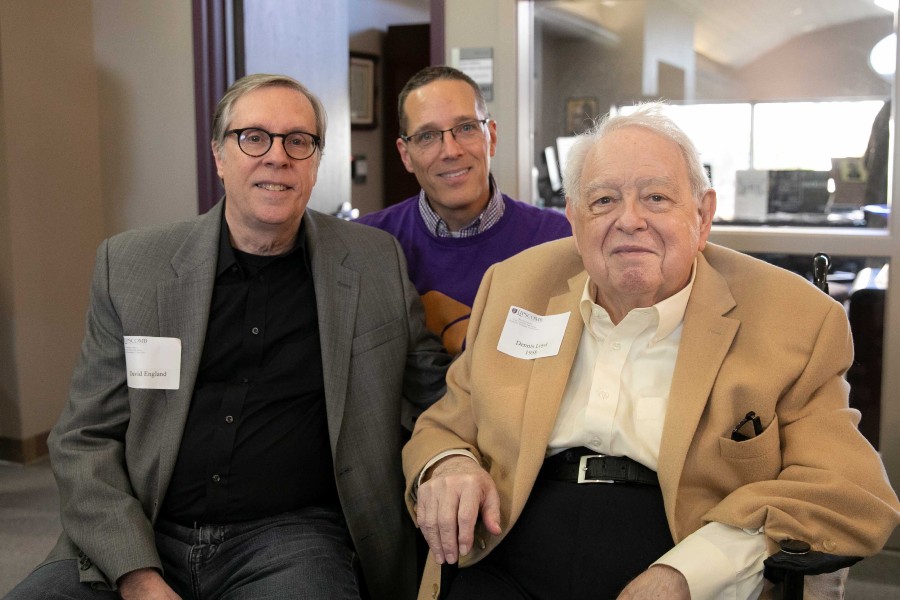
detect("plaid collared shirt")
[417,174,506,238]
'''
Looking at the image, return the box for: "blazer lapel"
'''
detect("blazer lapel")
[305,211,359,453]
[155,204,221,489]
[657,251,739,536]
[513,269,589,511]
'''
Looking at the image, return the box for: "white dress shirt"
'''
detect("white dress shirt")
[547,265,766,600]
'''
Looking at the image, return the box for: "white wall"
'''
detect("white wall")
[243,1,351,215]
[0,0,105,450]
[443,0,522,200]
[348,0,428,34]
[92,0,198,234]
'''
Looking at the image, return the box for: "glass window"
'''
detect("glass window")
[752,101,884,172]
[532,0,895,228]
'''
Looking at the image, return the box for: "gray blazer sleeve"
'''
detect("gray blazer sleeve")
[48,238,162,589]
[392,236,452,415]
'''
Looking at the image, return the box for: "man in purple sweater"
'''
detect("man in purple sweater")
[358,66,571,356]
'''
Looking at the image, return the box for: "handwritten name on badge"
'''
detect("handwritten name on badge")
[497,306,570,360]
[124,336,181,389]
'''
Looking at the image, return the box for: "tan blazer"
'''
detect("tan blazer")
[403,238,900,599]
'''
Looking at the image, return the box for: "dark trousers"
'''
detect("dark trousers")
[445,477,674,600]
[4,506,361,600]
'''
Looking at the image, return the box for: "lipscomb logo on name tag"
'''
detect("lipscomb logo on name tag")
[497,306,570,360]
[124,336,182,389]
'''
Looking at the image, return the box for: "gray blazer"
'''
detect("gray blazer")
[44,201,449,600]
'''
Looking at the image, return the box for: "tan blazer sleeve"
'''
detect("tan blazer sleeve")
[701,300,900,556]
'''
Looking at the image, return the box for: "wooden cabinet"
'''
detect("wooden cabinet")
[382,23,430,206]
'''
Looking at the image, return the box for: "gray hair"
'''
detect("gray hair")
[211,73,327,158]
[562,101,710,206]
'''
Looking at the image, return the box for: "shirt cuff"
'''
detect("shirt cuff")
[653,522,767,600]
[414,449,480,499]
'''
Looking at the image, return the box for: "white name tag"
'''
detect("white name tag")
[124,336,181,389]
[497,306,570,360]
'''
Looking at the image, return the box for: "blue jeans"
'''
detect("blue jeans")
[4,506,362,600]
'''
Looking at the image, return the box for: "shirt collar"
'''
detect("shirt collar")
[578,259,697,343]
[417,173,505,238]
[216,203,311,277]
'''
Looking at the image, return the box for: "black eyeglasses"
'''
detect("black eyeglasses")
[400,119,489,152]
[225,127,321,161]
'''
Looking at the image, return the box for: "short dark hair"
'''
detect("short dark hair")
[397,65,487,135]
[211,73,328,159]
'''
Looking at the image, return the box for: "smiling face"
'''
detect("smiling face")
[213,85,319,254]
[396,79,497,231]
[565,125,716,322]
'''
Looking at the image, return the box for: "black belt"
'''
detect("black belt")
[538,447,659,486]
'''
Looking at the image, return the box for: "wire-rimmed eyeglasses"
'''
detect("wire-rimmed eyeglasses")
[400,119,489,152]
[225,127,321,161]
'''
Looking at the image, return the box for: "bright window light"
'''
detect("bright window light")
[753,101,884,171]
[870,33,896,76]
[618,100,884,218]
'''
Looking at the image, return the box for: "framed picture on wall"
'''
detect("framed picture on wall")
[350,53,377,129]
[566,96,599,134]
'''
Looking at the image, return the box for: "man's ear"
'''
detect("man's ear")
[565,197,582,256]
[487,119,498,158]
[697,188,717,251]
[396,138,415,174]
[211,140,225,180]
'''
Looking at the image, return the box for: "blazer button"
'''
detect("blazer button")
[431,582,438,599]
[79,557,92,571]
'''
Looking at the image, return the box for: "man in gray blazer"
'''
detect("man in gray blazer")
[5,74,450,600]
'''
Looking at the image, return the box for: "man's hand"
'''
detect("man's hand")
[416,455,502,565]
[617,564,690,599]
[118,568,182,600]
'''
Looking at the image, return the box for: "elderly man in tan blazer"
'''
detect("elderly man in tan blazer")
[403,102,900,600]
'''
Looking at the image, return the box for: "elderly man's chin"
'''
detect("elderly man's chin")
[614,271,657,294]
[600,266,666,301]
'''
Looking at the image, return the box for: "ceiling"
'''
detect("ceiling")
[537,0,894,68]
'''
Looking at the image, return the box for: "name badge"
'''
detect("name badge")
[124,336,181,389]
[497,306,570,360]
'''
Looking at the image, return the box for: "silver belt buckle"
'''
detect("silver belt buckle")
[577,454,614,483]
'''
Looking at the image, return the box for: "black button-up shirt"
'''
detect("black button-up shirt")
[161,217,336,525]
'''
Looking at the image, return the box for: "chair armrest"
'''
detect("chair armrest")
[764,549,862,580]
[764,539,862,580]
[763,539,861,600]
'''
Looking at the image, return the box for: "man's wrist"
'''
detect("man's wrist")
[417,449,478,487]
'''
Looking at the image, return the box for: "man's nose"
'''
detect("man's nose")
[264,139,291,165]
[439,130,465,158]
[616,198,648,232]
